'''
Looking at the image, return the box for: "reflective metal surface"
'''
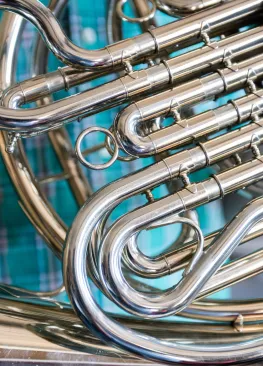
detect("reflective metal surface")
[2,0,263,364]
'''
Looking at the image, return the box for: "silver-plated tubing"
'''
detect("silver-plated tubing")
[63,164,263,364]
[32,0,68,77]
[120,118,263,277]
[61,116,263,287]
[4,31,263,320]
[126,195,263,281]
[0,3,108,257]
[0,3,68,298]
[2,289,263,361]
[0,11,67,257]
[157,0,226,16]
[118,89,263,157]
[97,159,263,318]
[3,0,263,360]
[132,239,263,324]
[107,0,123,44]
[2,26,263,136]
[33,0,93,205]
[55,113,263,351]
[0,0,261,69]
[0,9,69,257]
[116,0,156,23]
[0,6,115,259]
[115,54,263,157]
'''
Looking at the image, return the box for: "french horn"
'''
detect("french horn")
[2,0,263,364]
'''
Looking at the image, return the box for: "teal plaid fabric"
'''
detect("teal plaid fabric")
[0,1,235,307]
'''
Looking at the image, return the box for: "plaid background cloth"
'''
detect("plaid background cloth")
[0,0,239,308]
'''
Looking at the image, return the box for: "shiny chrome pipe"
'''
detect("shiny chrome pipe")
[157,0,227,16]
[2,286,263,364]
[124,118,263,276]
[0,0,261,69]
[64,185,263,364]
[115,88,263,156]
[2,25,263,136]
[98,160,263,317]
[2,1,263,364]
[115,54,263,156]
[57,111,263,320]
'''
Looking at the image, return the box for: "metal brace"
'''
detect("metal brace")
[123,60,133,74]
[250,133,262,158]
[222,48,238,72]
[181,172,191,187]
[200,21,218,49]
[144,189,155,203]
[171,108,182,122]
[233,153,242,165]
[234,314,244,333]
[147,58,155,67]
[247,79,257,94]
[250,100,263,121]
[6,132,20,154]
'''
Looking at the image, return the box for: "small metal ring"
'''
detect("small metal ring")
[105,126,137,162]
[116,0,156,23]
[75,127,119,170]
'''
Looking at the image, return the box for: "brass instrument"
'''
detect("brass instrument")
[1,0,263,364]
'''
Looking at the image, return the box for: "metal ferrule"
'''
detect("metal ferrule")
[203,120,263,164]
[214,156,263,195]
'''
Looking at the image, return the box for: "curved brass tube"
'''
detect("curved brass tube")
[3,10,263,326]
[33,0,92,205]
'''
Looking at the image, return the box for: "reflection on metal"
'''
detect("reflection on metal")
[2,0,263,364]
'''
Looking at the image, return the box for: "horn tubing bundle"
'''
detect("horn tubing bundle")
[2,1,263,364]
